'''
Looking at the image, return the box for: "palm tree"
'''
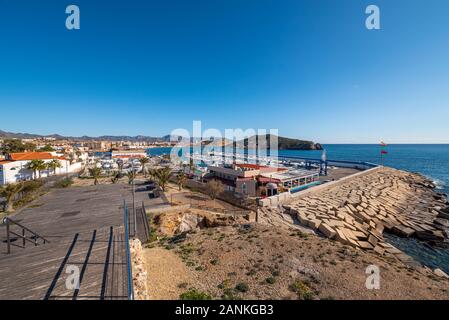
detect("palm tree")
[110,171,120,184]
[47,159,62,176]
[88,166,102,185]
[27,160,46,179]
[126,170,136,185]
[0,182,24,212]
[139,157,150,177]
[189,158,196,174]
[154,167,172,192]
[117,161,124,174]
[176,171,187,191]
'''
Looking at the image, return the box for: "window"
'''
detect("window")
[242,183,247,195]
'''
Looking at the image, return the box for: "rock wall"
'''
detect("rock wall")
[130,238,149,300]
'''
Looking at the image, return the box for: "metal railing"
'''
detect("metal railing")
[141,201,151,243]
[2,217,50,254]
[123,200,134,300]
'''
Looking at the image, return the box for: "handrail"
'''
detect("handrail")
[141,201,151,242]
[123,200,134,300]
[2,217,50,254]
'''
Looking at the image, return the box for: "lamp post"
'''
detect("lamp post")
[132,163,136,237]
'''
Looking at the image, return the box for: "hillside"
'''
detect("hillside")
[236,134,322,150]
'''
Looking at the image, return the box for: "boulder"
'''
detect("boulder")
[176,213,204,233]
[433,268,449,279]
[415,230,445,242]
[357,241,374,250]
[391,225,415,237]
[307,219,321,231]
[434,218,449,228]
[318,223,336,239]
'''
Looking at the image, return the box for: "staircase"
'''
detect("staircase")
[0,224,130,300]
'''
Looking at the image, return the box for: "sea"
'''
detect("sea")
[148,144,449,272]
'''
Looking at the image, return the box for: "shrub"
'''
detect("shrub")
[54,178,73,188]
[235,282,249,293]
[177,282,188,289]
[265,277,276,284]
[289,279,314,300]
[221,288,239,300]
[179,289,212,300]
[210,259,219,265]
[21,180,44,193]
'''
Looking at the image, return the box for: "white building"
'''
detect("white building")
[0,152,82,185]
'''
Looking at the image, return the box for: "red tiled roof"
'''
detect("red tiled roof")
[9,152,56,161]
[257,176,281,184]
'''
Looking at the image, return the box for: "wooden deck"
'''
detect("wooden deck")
[128,203,151,244]
[0,184,155,300]
[0,226,128,300]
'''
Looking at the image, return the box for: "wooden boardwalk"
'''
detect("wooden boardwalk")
[0,226,129,300]
[127,203,151,244]
[0,184,153,300]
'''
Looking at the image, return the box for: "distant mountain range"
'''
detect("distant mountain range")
[0,130,322,150]
[0,130,171,142]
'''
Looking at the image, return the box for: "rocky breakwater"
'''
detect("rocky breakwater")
[284,167,449,263]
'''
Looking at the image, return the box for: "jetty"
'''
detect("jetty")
[274,167,449,262]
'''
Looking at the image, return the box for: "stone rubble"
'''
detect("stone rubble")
[130,238,149,300]
[277,167,449,263]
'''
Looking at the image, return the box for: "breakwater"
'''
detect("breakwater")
[283,167,449,264]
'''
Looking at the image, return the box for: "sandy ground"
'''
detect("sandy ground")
[164,183,241,211]
[143,247,193,300]
[142,224,449,300]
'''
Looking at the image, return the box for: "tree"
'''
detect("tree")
[0,182,24,212]
[117,161,124,174]
[88,166,102,185]
[176,171,188,191]
[154,167,172,192]
[189,158,196,173]
[47,159,62,175]
[139,157,150,177]
[38,144,55,152]
[27,159,46,179]
[67,153,75,165]
[111,171,120,184]
[126,170,136,185]
[206,179,224,201]
[0,139,36,154]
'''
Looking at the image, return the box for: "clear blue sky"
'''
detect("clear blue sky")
[1,0,449,143]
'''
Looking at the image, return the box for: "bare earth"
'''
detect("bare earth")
[144,247,193,300]
[143,224,449,300]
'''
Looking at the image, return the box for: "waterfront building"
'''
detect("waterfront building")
[111,149,148,160]
[205,163,319,197]
[0,152,82,185]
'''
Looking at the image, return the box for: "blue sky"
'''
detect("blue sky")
[1,0,449,143]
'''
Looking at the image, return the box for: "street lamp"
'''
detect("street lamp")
[132,163,137,237]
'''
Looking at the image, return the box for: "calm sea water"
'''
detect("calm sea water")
[149,144,449,195]
[149,144,449,272]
